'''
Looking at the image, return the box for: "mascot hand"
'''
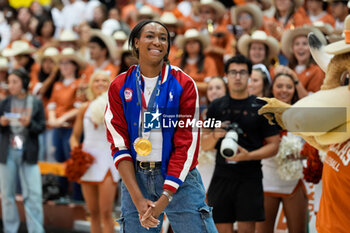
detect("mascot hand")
[257,97,291,129]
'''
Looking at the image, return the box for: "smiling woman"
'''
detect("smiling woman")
[281,26,326,93]
[129,21,170,76]
[105,20,218,233]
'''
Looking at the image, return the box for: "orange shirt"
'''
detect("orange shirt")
[15,63,40,94]
[317,140,350,233]
[163,8,184,21]
[305,12,336,27]
[172,56,219,83]
[168,45,181,65]
[294,64,325,93]
[183,15,202,32]
[201,24,235,76]
[172,56,218,106]
[48,79,80,119]
[121,3,162,28]
[234,0,246,5]
[82,62,119,84]
[263,8,309,40]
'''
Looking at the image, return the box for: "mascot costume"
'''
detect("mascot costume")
[259,15,350,233]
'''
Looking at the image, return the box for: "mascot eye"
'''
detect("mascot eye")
[340,71,349,86]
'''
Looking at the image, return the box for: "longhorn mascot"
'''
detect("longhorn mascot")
[259,15,350,233]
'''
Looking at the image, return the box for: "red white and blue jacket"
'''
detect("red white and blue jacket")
[105,64,200,193]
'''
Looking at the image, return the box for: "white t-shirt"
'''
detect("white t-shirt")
[136,75,163,162]
[309,12,326,23]
[61,0,86,30]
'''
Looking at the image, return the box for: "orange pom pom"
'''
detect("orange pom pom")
[65,145,95,181]
[301,142,323,184]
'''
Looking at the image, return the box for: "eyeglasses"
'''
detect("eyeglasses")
[227,70,249,78]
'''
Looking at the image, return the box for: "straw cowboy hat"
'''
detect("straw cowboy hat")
[90,29,118,60]
[0,57,9,70]
[281,26,327,59]
[327,33,344,43]
[2,40,36,57]
[231,3,263,30]
[59,48,87,69]
[38,47,59,63]
[261,0,273,10]
[113,30,128,41]
[175,29,210,50]
[137,5,158,20]
[313,21,334,35]
[118,41,132,57]
[324,15,350,55]
[59,30,79,42]
[194,0,226,19]
[159,12,180,26]
[238,30,280,60]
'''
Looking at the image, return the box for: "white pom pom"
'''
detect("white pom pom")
[90,92,108,126]
[274,133,304,181]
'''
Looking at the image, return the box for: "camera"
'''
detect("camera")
[220,123,242,159]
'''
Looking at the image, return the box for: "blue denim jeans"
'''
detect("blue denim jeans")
[118,167,218,233]
[52,127,72,162]
[0,148,44,233]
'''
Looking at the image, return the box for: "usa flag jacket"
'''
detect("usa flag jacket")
[105,63,200,193]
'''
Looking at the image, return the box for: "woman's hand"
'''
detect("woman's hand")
[135,197,160,229]
[0,116,9,126]
[19,115,30,127]
[48,117,68,128]
[140,194,169,228]
[275,65,299,82]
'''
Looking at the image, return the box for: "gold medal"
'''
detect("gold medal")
[134,138,152,156]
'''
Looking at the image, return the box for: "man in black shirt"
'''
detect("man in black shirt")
[202,55,280,233]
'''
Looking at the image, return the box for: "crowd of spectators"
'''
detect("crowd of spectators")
[0,0,348,232]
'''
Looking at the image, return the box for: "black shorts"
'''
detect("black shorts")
[207,175,265,223]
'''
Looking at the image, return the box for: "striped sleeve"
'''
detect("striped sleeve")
[163,69,201,193]
[104,79,133,169]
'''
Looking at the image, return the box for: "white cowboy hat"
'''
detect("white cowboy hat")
[313,21,334,35]
[38,47,60,63]
[281,26,327,59]
[325,15,350,55]
[238,30,280,60]
[113,30,128,41]
[0,57,9,70]
[231,3,263,30]
[58,48,87,69]
[327,33,344,43]
[90,29,118,60]
[59,30,79,42]
[137,5,158,20]
[175,29,210,50]
[2,40,36,57]
[194,0,226,19]
[159,12,179,26]
[116,40,133,59]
